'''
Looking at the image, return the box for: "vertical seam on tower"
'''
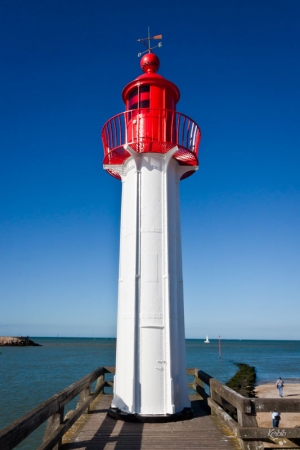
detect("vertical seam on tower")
[134,166,141,413]
[163,154,173,414]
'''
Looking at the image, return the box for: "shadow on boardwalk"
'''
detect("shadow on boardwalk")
[62,395,240,450]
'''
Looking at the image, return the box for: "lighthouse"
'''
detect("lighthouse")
[101,38,201,420]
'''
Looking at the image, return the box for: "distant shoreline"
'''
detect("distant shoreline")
[0,336,41,346]
[3,336,299,341]
[256,378,300,385]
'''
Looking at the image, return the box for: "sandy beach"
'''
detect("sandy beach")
[255,383,300,428]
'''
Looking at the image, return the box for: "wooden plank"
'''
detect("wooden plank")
[194,375,205,388]
[198,369,213,386]
[239,426,300,440]
[62,394,240,450]
[210,379,251,413]
[237,402,264,450]
[186,367,198,376]
[104,366,115,374]
[0,397,60,450]
[195,383,209,400]
[57,367,105,409]
[38,381,105,450]
[208,397,241,437]
[253,398,300,413]
[42,407,64,450]
[208,397,265,450]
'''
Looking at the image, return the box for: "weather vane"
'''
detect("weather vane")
[137,27,162,57]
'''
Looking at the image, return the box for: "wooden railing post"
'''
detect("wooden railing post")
[193,369,203,395]
[211,388,224,409]
[95,374,104,399]
[194,370,208,400]
[237,403,264,450]
[77,384,91,414]
[43,406,64,450]
[208,378,265,450]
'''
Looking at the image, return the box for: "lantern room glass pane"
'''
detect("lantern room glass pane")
[128,85,150,110]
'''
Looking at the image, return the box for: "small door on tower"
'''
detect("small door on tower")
[140,326,165,414]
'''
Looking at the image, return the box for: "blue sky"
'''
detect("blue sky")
[1,0,299,340]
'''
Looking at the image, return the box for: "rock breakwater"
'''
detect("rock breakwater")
[0,336,41,346]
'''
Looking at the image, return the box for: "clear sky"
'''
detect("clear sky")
[1,0,299,340]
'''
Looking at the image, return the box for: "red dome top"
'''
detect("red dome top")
[122,53,179,104]
[140,53,160,73]
[101,52,201,181]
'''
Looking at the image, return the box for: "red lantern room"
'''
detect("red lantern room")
[102,52,201,180]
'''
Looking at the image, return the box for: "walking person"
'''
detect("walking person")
[276,377,284,397]
[272,412,281,428]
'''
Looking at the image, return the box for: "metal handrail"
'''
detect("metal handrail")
[101,108,201,161]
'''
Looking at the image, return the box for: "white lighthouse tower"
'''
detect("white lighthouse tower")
[101,40,201,420]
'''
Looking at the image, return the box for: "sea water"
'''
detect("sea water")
[0,338,299,449]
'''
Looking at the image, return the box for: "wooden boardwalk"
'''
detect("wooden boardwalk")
[2,367,300,449]
[61,395,241,450]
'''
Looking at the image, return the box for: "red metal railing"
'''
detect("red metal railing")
[101,109,201,178]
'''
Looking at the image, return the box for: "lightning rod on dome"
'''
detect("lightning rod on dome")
[137,27,162,57]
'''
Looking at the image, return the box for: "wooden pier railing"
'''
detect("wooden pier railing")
[188,368,300,450]
[0,366,114,450]
[1,367,300,450]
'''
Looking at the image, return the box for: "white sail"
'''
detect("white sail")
[204,335,210,343]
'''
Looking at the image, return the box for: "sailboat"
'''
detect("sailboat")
[204,335,210,344]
